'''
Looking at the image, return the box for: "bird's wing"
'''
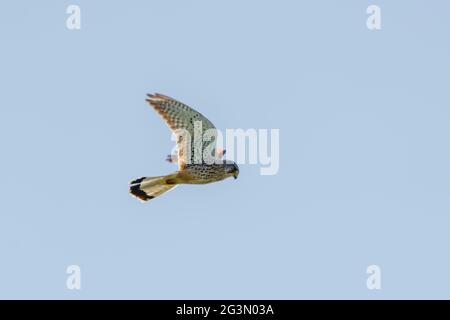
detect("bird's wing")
[146,93,218,170]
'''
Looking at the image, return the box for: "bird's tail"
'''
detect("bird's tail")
[129,173,179,202]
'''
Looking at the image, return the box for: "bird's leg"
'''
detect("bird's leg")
[166,153,178,163]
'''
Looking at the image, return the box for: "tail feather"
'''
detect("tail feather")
[129,174,178,202]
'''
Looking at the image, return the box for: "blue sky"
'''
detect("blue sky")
[0,1,449,299]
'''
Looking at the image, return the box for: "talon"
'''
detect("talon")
[166,154,178,163]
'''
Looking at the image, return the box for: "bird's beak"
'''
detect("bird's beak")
[233,171,239,179]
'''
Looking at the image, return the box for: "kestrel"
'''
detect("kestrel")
[129,93,239,202]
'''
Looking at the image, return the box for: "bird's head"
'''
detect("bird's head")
[224,161,239,180]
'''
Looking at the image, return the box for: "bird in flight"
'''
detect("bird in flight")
[129,93,239,202]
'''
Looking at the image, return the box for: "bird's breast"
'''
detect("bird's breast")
[178,164,226,184]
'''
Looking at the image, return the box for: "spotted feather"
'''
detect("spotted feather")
[146,93,218,169]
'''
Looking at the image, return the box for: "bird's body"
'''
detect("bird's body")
[175,164,237,184]
[129,93,239,202]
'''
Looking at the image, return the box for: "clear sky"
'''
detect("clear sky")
[1,1,450,299]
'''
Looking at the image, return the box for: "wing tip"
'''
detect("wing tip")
[146,93,172,100]
[146,93,170,109]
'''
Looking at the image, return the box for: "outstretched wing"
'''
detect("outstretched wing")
[146,93,218,169]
